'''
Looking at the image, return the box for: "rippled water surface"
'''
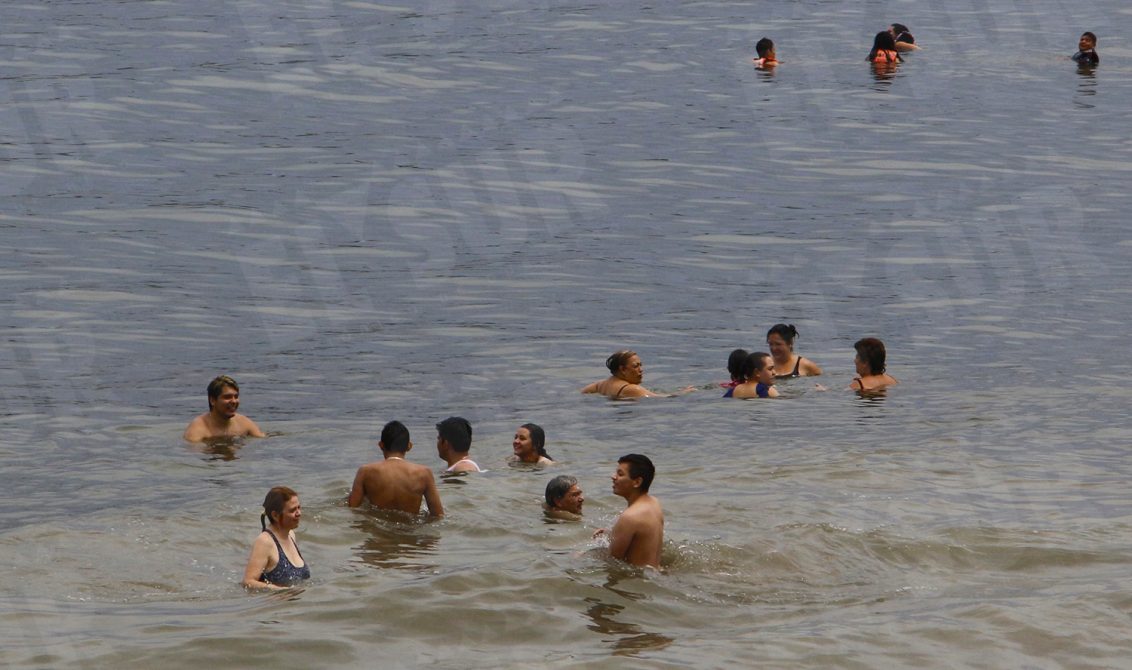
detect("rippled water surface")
[3,1,1132,668]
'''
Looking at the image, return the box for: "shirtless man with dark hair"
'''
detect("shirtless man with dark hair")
[183,375,266,442]
[594,454,664,568]
[348,420,443,518]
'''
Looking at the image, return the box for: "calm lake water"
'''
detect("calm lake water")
[3,1,1132,667]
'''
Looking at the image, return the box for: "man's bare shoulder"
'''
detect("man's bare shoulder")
[625,495,663,520]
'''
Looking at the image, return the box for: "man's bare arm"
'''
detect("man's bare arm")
[423,472,444,518]
[243,417,267,438]
[607,515,637,561]
[347,468,367,508]
[183,418,207,443]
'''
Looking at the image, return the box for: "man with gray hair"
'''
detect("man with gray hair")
[544,475,584,517]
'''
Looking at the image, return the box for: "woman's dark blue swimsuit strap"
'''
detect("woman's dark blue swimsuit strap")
[261,530,311,586]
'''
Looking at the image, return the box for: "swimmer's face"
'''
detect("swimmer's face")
[274,496,301,529]
[854,353,870,377]
[754,357,776,385]
[1079,34,1096,51]
[512,427,535,461]
[611,462,639,497]
[618,355,644,384]
[210,385,240,418]
[767,333,792,360]
[556,484,584,514]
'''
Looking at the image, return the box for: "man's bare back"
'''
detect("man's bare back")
[348,457,443,518]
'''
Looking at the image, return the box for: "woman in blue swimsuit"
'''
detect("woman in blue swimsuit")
[242,486,311,589]
[731,352,780,399]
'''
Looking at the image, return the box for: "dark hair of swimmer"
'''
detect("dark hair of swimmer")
[618,453,656,493]
[890,23,912,40]
[436,416,473,453]
[868,31,898,61]
[755,37,774,59]
[261,486,297,531]
[1082,31,1097,44]
[206,374,239,410]
[727,348,749,382]
[545,474,577,508]
[605,350,638,375]
[766,323,799,347]
[380,420,410,453]
[521,422,550,459]
[741,351,773,381]
[854,337,887,375]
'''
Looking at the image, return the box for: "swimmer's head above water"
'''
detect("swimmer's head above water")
[606,350,643,384]
[545,475,584,514]
[853,337,887,375]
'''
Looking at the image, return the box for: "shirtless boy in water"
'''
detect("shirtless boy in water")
[183,375,266,442]
[348,420,443,518]
[594,454,664,568]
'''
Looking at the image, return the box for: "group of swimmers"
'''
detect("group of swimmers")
[582,323,897,400]
[189,324,896,589]
[184,376,665,587]
[751,22,1100,70]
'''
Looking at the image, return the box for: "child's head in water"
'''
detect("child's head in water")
[1079,31,1097,52]
[754,37,776,65]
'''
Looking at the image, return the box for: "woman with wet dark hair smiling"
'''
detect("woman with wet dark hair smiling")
[581,350,656,399]
[581,350,692,399]
[510,423,553,465]
[766,324,823,378]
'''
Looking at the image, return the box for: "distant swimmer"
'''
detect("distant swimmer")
[510,423,553,466]
[348,420,443,518]
[593,454,664,568]
[850,337,898,393]
[766,323,823,378]
[242,486,310,590]
[544,474,585,518]
[721,348,749,397]
[1072,32,1099,66]
[581,350,693,399]
[436,416,482,473]
[889,23,920,52]
[183,375,266,442]
[731,351,780,399]
[867,31,903,64]
[752,37,778,69]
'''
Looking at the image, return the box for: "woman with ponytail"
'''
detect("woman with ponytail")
[242,486,311,589]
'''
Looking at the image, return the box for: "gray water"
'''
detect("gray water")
[3,1,1132,668]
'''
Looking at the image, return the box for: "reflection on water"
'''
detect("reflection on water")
[191,437,245,461]
[1074,66,1097,109]
[349,515,439,572]
[870,62,899,88]
[584,596,673,657]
